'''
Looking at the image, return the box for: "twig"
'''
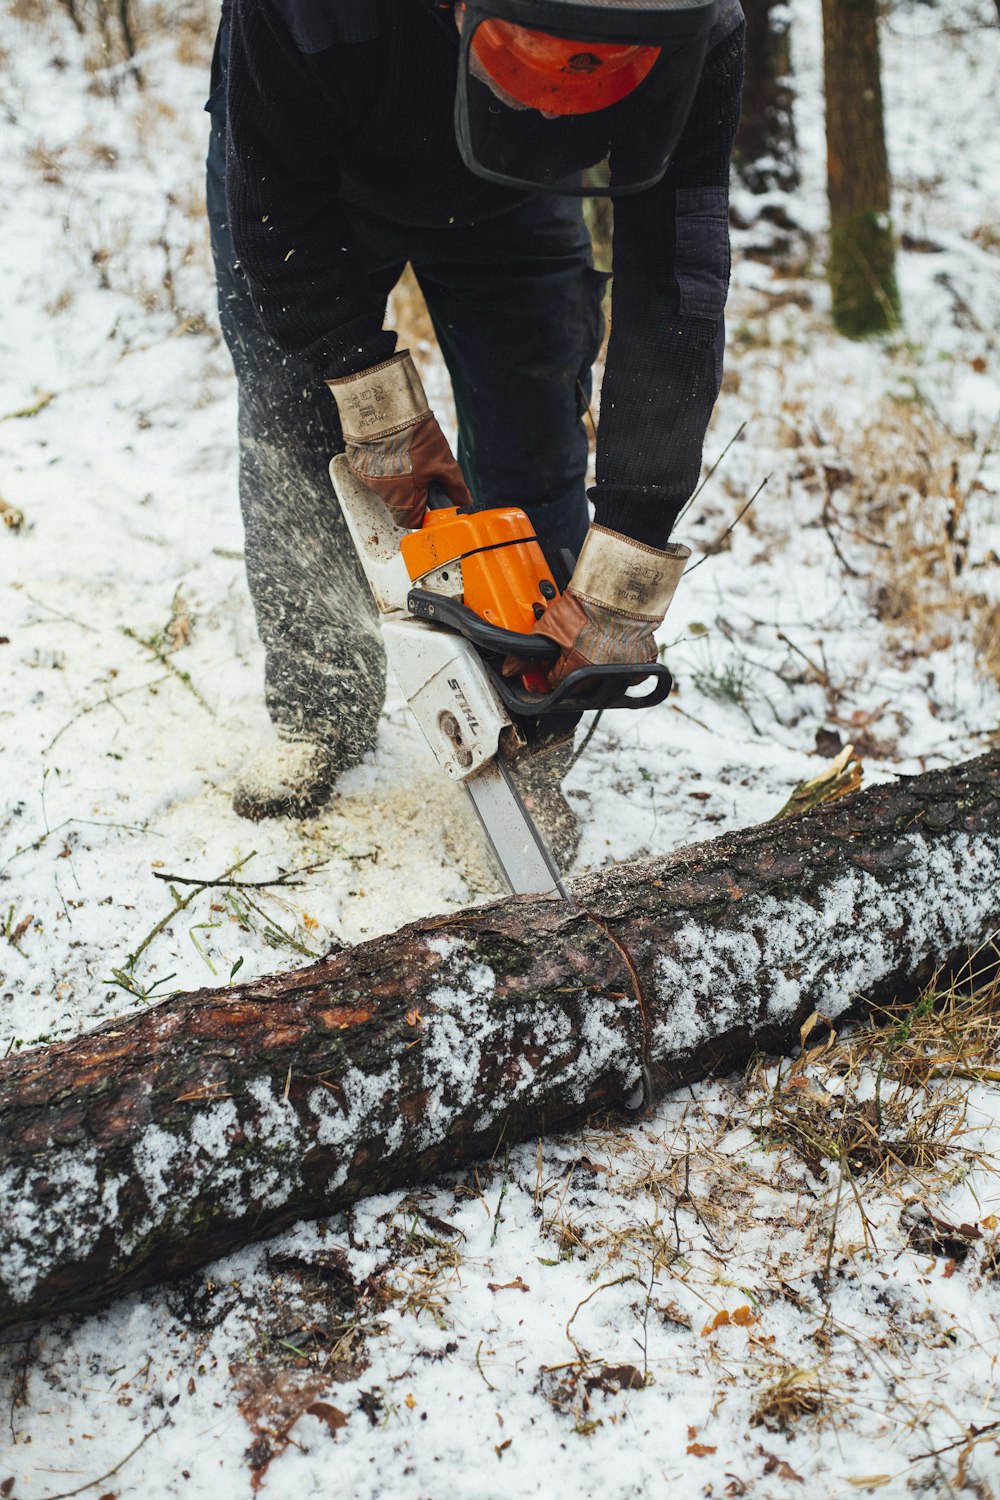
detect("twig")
[37,1421,164,1500]
[122,627,214,715]
[0,391,54,422]
[683,476,769,578]
[820,497,862,578]
[474,1339,497,1391]
[910,1420,1000,1462]
[151,858,327,890]
[677,420,748,525]
[24,591,94,633]
[776,630,831,687]
[46,675,171,752]
[567,709,604,773]
[565,1273,641,1363]
[124,854,255,973]
[668,701,714,735]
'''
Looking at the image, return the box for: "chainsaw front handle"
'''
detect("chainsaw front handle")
[406,588,673,716]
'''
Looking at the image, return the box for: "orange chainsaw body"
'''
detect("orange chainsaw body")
[400,505,558,693]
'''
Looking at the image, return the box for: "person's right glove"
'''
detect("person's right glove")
[505,524,690,687]
[326,350,471,529]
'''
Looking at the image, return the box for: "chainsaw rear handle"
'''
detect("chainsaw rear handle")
[426,479,467,513]
[406,588,673,715]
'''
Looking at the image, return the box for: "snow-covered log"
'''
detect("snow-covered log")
[1,752,998,1330]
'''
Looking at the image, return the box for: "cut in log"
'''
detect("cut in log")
[1,753,999,1330]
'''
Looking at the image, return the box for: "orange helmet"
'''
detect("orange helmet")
[452,0,718,194]
[469,16,660,116]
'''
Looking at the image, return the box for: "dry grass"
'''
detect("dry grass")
[797,393,1000,687]
[751,958,1000,1195]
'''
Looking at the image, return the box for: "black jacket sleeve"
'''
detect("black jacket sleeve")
[592,21,745,550]
[225,0,396,376]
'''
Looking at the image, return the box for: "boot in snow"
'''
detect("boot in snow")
[233,731,363,821]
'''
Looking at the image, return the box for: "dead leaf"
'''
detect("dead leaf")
[585,1364,645,1395]
[306,1401,348,1435]
[0,496,25,532]
[488,1276,530,1293]
[688,1442,717,1457]
[495,1438,512,1457]
[7,915,33,946]
[404,1393,417,1409]
[759,1448,804,1482]
[943,1259,957,1278]
[845,1478,892,1490]
[982,1215,998,1230]
[815,727,844,758]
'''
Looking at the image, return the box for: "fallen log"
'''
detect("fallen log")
[1,752,999,1329]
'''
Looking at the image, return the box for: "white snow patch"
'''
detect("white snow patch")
[654,832,1000,1058]
[0,1148,125,1303]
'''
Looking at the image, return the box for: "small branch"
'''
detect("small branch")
[565,1274,641,1363]
[683,477,769,578]
[46,675,171,752]
[677,420,748,525]
[151,860,327,891]
[121,855,255,978]
[910,1419,1000,1463]
[38,1421,164,1500]
[820,497,862,578]
[122,627,214,716]
[0,391,54,422]
[776,630,831,688]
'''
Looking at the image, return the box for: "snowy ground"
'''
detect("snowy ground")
[1,1,999,1496]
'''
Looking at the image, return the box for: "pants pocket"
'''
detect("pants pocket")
[675,186,731,321]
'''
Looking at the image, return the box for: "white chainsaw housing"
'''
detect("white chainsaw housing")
[330,455,517,782]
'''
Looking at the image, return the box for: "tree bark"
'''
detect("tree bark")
[822,0,901,335]
[734,0,798,195]
[2,753,999,1330]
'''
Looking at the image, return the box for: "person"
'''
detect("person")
[205,0,745,823]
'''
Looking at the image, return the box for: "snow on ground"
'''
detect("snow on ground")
[1,1,999,1495]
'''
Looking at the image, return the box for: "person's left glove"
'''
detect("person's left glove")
[504,523,690,687]
[326,351,472,528]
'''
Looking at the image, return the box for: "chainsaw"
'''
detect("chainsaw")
[330,454,673,897]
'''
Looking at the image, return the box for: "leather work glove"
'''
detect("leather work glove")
[505,524,690,687]
[326,351,472,528]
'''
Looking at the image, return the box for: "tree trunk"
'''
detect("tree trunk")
[734,0,798,195]
[2,753,998,1330]
[822,0,901,335]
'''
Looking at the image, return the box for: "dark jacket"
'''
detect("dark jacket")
[222,0,744,542]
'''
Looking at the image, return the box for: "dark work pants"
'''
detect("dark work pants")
[205,24,604,741]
